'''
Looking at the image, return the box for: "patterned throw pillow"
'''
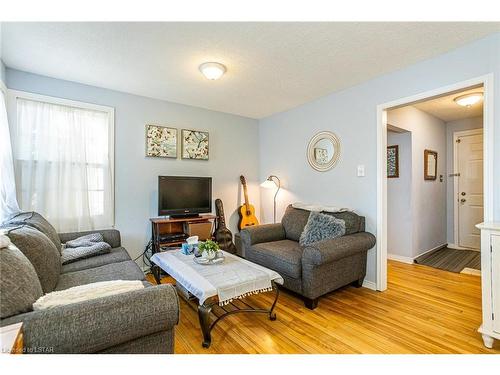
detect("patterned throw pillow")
[65,233,104,248]
[299,211,346,246]
[61,241,111,264]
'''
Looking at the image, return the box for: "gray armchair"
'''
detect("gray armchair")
[240,205,376,309]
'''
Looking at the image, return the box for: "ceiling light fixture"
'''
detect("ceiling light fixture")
[453,92,483,107]
[199,62,226,80]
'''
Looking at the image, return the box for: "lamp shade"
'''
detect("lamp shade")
[260,179,277,189]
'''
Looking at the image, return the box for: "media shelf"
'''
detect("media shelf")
[150,215,216,254]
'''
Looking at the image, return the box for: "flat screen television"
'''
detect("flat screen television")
[158,176,212,217]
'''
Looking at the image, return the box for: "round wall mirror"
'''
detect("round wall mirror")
[306,131,341,172]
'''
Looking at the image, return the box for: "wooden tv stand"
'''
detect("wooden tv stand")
[150,215,216,254]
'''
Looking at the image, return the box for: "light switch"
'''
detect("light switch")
[357,165,365,177]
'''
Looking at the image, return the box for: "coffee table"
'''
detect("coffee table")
[150,250,283,348]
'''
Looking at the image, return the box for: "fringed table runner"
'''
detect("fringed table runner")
[151,250,283,306]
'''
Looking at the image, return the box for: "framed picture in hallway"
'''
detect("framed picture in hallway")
[424,149,438,180]
[387,145,399,178]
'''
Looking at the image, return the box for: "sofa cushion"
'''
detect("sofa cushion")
[0,236,44,319]
[6,226,61,293]
[55,260,145,291]
[6,212,62,253]
[281,205,311,241]
[281,205,365,240]
[248,239,303,279]
[61,247,131,274]
[299,211,346,246]
[325,211,364,235]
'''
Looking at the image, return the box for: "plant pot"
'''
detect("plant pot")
[203,250,216,260]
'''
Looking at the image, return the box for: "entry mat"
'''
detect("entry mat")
[414,247,480,273]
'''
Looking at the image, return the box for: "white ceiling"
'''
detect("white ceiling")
[2,22,499,119]
[413,87,484,122]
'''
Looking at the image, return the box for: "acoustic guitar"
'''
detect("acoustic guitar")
[214,198,237,254]
[238,175,259,230]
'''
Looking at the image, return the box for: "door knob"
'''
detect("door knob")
[461,192,466,196]
[460,198,466,203]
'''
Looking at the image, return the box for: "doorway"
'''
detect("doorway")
[376,75,493,291]
[454,128,483,250]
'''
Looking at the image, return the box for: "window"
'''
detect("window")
[13,92,114,232]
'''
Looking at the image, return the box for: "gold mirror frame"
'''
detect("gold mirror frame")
[306,131,341,172]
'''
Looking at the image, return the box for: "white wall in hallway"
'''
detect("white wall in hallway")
[387,106,447,258]
[387,130,413,259]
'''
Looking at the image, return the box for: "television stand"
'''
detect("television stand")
[150,214,216,254]
[169,213,200,219]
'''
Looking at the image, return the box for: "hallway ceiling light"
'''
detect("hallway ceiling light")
[199,62,226,80]
[453,92,483,107]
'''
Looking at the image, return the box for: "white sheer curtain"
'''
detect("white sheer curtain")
[0,88,20,223]
[14,97,114,232]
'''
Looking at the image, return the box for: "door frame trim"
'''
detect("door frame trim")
[376,74,494,291]
[453,128,484,248]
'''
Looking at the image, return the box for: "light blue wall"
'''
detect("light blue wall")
[5,68,260,263]
[1,60,5,86]
[259,33,500,284]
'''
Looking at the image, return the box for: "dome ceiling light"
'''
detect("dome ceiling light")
[199,62,226,80]
[454,92,483,107]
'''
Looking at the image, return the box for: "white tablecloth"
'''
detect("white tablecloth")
[151,250,283,305]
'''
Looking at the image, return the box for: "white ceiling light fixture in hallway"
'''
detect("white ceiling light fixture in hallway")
[454,92,483,107]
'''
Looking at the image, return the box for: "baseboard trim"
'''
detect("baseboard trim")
[447,243,480,252]
[414,243,447,260]
[362,280,377,291]
[387,253,414,264]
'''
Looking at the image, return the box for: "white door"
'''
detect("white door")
[456,130,483,249]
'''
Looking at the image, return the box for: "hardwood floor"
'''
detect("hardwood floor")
[147,260,500,353]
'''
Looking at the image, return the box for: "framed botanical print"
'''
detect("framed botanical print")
[424,149,437,180]
[181,129,209,160]
[145,125,177,158]
[387,145,399,178]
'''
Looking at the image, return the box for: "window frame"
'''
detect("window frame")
[8,89,116,227]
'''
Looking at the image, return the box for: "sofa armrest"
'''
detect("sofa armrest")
[240,223,286,248]
[20,284,179,353]
[58,229,121,248]
[302,232,376,266]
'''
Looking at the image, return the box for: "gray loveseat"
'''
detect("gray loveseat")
[0,212,179,354]
[240,205,376,309]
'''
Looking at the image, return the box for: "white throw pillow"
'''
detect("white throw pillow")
[33,280,144,310]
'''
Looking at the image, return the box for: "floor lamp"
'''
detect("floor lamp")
[260,175,281,223]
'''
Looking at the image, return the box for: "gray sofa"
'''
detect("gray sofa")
[240,205,376,309]
[0,212,179,354]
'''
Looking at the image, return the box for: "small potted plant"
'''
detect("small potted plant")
[198,240,220,260]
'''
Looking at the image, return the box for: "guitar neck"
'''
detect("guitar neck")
[242,183,250,209]
[215,199,227,229]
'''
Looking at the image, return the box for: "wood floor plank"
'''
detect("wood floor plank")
[146,260,500,354]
